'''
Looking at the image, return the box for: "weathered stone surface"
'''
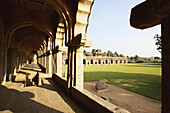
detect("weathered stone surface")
[130,0,170,29]
[114,107,130,113]
[95,79,109,90]
[101,96,110,102]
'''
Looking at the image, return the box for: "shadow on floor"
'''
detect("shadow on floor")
[5,64,90,113]
[0,85,63,113]
[42,78,91,113]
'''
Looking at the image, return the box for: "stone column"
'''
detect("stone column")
[0,48,7,84]
[7,48,18,79]
[2,48,7,84]
[53,53,57,73]
[46,38,52,74]
[162,15,170,113]
[55,22,65,77]
[56,52,62,77]
[33,54,37,64]
[0,48,3,84]
[26,60,29,64]
[18,52,23,70]
[46,51,52,74]
[40,50,44,66]
[73,47,84,91]
[42,55,45,67]
[44,50,47,68]
[67,47,73,93]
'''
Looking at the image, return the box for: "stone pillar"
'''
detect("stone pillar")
[7,48,18,79]
[18,52,23,70]
[46,51,52,74]
[53,54,57,73]
[40,50,44,66]
[2,48,7,84]
[66,33,92,92]
[0,48,7,84]
[56,52,62,77]
[26,60,29,64]
[55,24,65,77]
[162,15,170,113]
[0,48,3,84]
[44,50,47,68]
[42,55,44,67]
[46,38,52,74]
[67,47,73,93]
[33,54,37,64]
[74,47,84,91]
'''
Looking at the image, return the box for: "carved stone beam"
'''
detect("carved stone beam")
[130,0,170,29]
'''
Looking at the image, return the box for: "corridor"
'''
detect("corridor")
[0,64,90,113]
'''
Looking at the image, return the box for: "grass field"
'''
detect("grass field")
[84,64,161,101]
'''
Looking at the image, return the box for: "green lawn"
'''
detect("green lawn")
[84,64,161,101]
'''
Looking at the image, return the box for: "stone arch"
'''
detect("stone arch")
[115,60,118,64]
[98,60,101,64]
[17,37,46,49]
[83,59,86,64]
[47,0,73,45]
[74,0,94,36]
[124,60,127,64]
[105,60,108,64]
[91,59,93,64]
[111,60,113,64]
[6,21,53,48]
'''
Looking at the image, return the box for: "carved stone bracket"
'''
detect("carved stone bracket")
[67,33,92,47]
[52,45,67,54]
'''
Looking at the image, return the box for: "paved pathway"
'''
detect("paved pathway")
[84,81,161,113]
[0,65,90,113]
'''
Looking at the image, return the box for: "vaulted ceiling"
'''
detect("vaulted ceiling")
[1,0,60,55]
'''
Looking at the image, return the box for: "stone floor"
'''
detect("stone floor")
[0,65,90,113]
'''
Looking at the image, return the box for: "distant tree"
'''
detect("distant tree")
[154,56,160,60]
[130,57,134,61]
[114,51,118,56]
[120,54,125,57]
[112,54,116,57]
[83,50,87,55]
[148,58,151,61]
[107,50,113,56]
[154,34,162,54]
[127,56,130,60]
[134,55,139,61]
[103,52,107,56]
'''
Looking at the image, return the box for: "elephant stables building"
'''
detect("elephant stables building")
[0,0,169,113]
[62,49,128,66]
[84,49,128,65]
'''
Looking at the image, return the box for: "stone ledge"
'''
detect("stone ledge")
[52,74,130,113]
[96,88,109,93]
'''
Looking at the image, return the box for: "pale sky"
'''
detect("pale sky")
[86,0,161,57]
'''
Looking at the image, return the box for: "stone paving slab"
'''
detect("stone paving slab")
[0,79,90,113]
